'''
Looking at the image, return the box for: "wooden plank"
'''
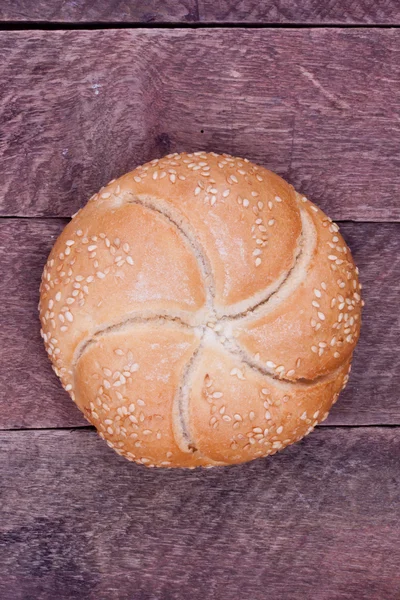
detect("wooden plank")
[0,219,86,429]
[199,0,400,24]
[1,30,400,220]
[0,0,399,23]
[0,0,198,23]
[0,218,399,429]
[0,428,399,599]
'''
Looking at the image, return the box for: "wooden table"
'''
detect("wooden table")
[1,3,400,598]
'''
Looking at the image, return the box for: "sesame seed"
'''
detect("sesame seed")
[213,392,223,399]
[287,370,295,377]
[96,271,105,279]
[65,311,73,322]
[66,240,75,246]
[276,426,283,434]
[222,189,230,197]
[243,198,249,208]
[328,255,338,261]
[255,257,262,267]
[234,414,242,421]
[55,292,61,301]
[101,192,111,199]
[314,289,322,298]
[265,411,271,420]
[318,311,326,321]
[266,361,275,369]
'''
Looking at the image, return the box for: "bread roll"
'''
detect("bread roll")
[39,152,362,468]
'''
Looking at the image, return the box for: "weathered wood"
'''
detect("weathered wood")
[0,428,399,599]
[0,0,399,23]
[199,0,400,24]
[0,218,399,429]
[1,30,400,220]
[0,0,198,23]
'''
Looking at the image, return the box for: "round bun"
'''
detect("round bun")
[39,152,362,468]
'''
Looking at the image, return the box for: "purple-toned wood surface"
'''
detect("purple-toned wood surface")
[1,30,400,220]
[1,428,399,600]
[0,219,399,429]
[0,11,399,599]
[200,0,400,24]
[0,0,199,23]
[1,0,399,24]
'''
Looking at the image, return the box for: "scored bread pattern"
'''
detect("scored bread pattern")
[39,152,363,467]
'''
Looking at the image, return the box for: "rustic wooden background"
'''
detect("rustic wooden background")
[1,3,400,599]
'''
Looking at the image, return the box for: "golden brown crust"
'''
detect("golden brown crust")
[74,322,216,468]
[233,194,362,380]
[39,151,362,468]
[188,341,351,465]
[118,152,302,314]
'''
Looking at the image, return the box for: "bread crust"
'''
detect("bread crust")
[39,152,362,467]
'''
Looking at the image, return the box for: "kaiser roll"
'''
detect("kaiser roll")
[39,151,362,468]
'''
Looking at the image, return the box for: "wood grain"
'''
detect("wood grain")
[1,218,399,429]
[0,0,198,23]
[0,0,399,23]
[1,427,399,599]
[199,0,400,24]
[1,30,400,220]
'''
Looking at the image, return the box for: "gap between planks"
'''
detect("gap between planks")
[2,424,400,433]
[0,23,399,30]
